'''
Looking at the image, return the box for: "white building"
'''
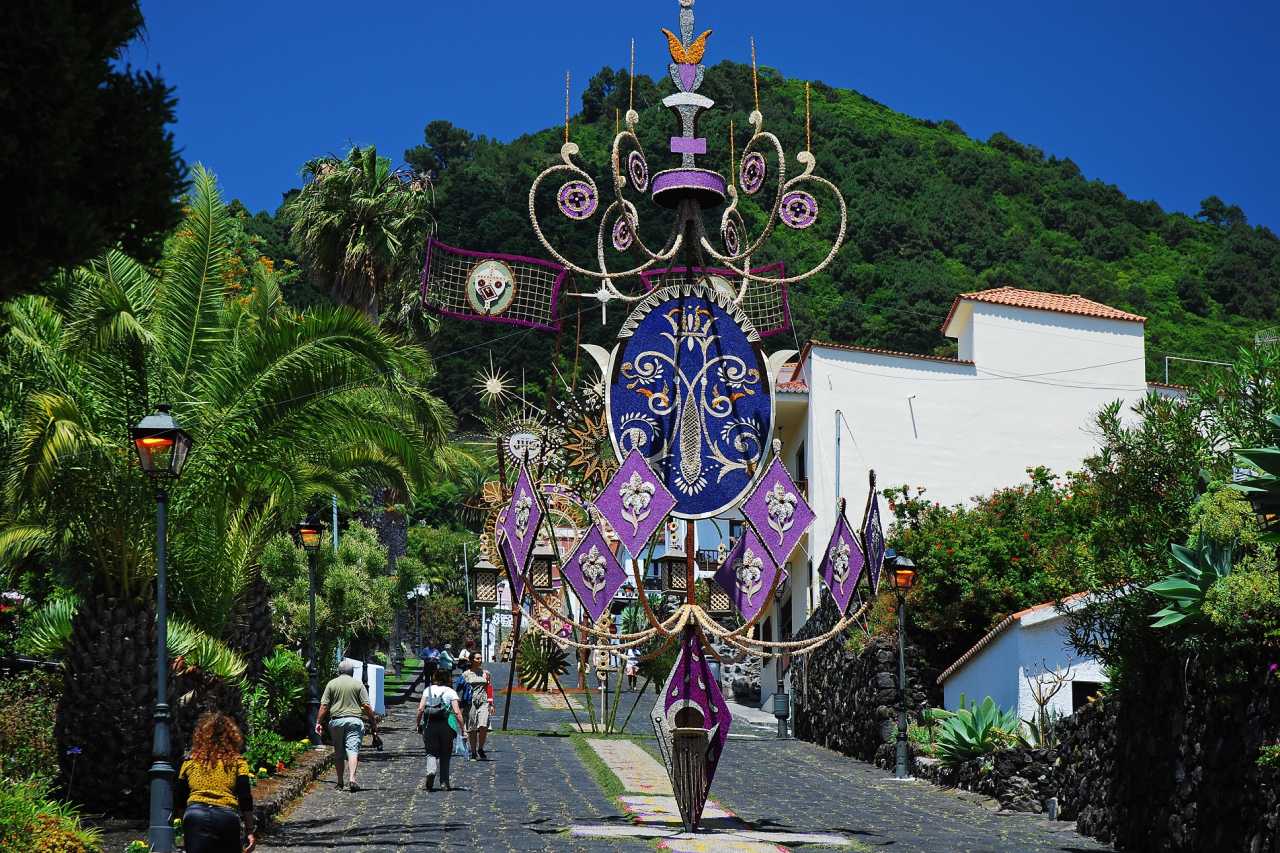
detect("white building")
[935,594,1107,723]
[755,286,1181,706]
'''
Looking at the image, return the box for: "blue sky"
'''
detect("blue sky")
[131,1,1279,229]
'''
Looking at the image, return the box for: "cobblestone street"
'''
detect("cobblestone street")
[257,665,1111,852]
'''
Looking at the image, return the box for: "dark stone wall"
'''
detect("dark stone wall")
[1089,647,1280,852]
[796,601,1280,851]
[792,595,932,768]
[913,748,1059,814]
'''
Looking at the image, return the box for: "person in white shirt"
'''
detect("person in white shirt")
[415,669,465,791]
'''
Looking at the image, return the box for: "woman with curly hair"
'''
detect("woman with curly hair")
[175,712,255,852]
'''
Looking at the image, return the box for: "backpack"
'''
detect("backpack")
[454,673,472,707]
[423,687,450,721]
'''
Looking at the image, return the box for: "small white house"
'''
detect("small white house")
[936,594,1107,724]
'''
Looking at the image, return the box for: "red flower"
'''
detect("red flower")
[275,760,286,773]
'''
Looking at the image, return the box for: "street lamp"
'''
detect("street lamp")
[131,404,192,853]
[888,550,917,780]
[292,522,324,745]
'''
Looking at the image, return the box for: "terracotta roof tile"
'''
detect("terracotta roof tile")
[777,380,808,393]
[942,286,1146,333]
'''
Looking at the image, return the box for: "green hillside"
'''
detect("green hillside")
[261,62,1280,422]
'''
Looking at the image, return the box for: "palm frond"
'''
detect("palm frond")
[158,164,233,394]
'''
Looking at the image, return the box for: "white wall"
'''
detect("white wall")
[1015,611,1107,722]
[942,628,1020,714]
[777,302,1149,632]
[942,611,1109,722]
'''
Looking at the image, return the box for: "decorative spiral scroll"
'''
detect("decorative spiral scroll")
[528,142,682,281]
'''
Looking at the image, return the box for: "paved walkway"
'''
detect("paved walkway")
[258,663,1110,852]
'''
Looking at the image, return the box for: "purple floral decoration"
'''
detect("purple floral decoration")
[780,190,818,229]
[818,511,866,616]
[627,150,649,192]
[612,214,634,251]
[499,463,542,578]
[557,180,598,220]
[561,523,628,623]
[713,526,780,623]
[593,450,677,559]
[739,152,766,195]
[740,456,815,566]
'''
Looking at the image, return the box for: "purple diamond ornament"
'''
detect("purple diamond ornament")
[499,463,542,578]
[741,456,815,566]
[593,450,677,559]
[497,532,525,605]
[863,489,886,594]
[561,524,627,623]
[818,511,866,616]
[713,526,780,623]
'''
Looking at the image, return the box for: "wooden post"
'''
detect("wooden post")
[501,600,522,732]
[684,520,696,605]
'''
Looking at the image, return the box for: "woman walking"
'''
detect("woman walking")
[461,653,494,760]
[416,668,466,791]
[174,712,255,853]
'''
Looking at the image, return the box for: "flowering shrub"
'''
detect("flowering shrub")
[885,467,1094,663]
[1203,568,1280,639]
[1258,743,1280,770]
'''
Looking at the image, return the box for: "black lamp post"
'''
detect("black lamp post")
[131,404,192,853]
[888,550,917,779]
[292,522,324,745]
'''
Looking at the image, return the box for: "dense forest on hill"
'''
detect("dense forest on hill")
[241,61,1280,424]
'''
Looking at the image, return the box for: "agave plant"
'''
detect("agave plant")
[0,165,455,814]
[1145,539,1235,628]
[1234,416,1280,545]
[930,694,1021,767]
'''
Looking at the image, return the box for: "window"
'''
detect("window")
[1072,681,1103,712]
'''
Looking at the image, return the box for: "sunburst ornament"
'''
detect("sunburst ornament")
[474,359,513,407]
[551,387,617,490]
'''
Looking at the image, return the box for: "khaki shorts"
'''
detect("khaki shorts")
[466,702,491,731]
[329,717,364,755]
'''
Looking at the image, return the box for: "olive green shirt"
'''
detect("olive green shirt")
[320,674,370,720]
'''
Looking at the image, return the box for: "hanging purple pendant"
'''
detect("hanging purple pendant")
[650,628,731,832]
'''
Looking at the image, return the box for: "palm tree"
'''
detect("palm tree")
[286,145,434,322]
[0,165,455,814]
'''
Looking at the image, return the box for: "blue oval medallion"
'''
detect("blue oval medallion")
[606,283,772,519]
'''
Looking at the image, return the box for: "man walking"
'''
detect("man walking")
[316,659,378,792]
[461,653,494,760]
[422,644,439,687]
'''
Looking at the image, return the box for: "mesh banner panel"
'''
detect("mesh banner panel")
[638,263,790,338]
[419,237,566,331]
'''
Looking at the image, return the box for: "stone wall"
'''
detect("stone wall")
[795,598,1280,851]
[792,596,932,767]
[1063,647,1280,852]
[913,748,1059,814]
